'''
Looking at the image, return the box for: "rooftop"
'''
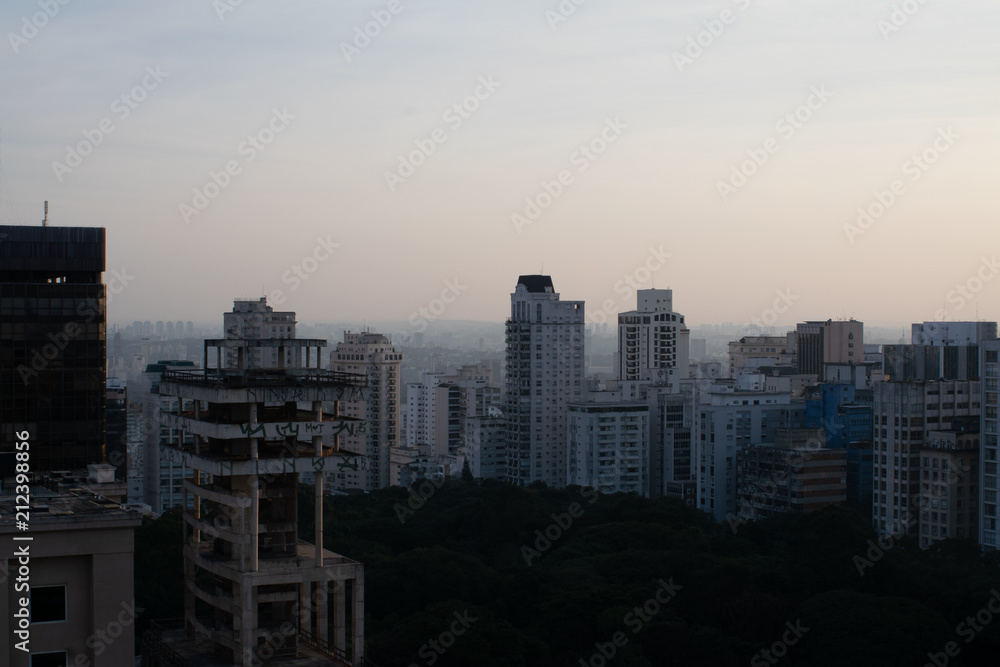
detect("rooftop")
[516,274,554,294]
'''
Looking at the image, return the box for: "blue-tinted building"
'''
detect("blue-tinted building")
[805,383,874,510]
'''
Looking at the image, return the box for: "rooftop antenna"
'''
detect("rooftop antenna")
[42,201,48,226]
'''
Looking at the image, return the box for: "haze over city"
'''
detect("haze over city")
[1,0,999,327]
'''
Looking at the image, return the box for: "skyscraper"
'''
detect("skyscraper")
[330,331,402,490]
[504,275,585,487]
[0,225,106,472]
[617,288,690,386]
[872,379,981,538]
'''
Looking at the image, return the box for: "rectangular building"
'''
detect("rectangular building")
[796,320,863,375]
[331,331,402,491]
[0,480,140,667]
[696,386,805,522]
[568,400,649,496]
[920,427,980,547]
[0,225,107,473]
[873,379,981,538]
[617,288,690,387]
[737,443,847,521]
[504,275,585,487]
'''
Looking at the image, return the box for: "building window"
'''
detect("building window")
[31,653,68,667]
[31,586,67,624]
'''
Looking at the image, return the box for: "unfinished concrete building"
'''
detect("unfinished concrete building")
[142,321,373,666]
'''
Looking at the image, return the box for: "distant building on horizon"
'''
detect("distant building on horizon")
[796,319,863,376]
[331,330,403,491]
[223,297,296,369]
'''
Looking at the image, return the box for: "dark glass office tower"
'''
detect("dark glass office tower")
[0,225,107,472]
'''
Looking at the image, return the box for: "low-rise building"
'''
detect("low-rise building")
[0,479,141,667]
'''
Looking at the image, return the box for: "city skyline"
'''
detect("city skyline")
[1,1,998,327]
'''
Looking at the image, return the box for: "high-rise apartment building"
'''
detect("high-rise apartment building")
[568,400,649,495]
[920,424,980,547]
[0,225,107,472]
[126,400,144,503]
[980,340,1000,549]
[466,415,507,480]
[504,275,585,487]
[406,365,500,452]
[106,377,127,479]
[330,331,402,490]
[872,379,980,538]
[142,360,197,514]
[617,289,690,386]
[696,385,805,522]
[912,321,997,346]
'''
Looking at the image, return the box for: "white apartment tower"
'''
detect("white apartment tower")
[223,297,296,369]
[331,331,402,491]
[568,401,650,495]
[505,275,585,487]
[617,289,690,386]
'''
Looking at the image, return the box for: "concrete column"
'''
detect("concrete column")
[352,574,365,665]
[184,554,196,640]
[314,398,325,568]
[240,580,255,667]
[249,403,259,460]
[300,582,311,639]
[315,471,324,567]
[250,475,259,571]
[317,579,329,644]
[312,401,323,456]
[333,580,346,652]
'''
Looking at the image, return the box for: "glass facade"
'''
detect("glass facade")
[0,226,106,472]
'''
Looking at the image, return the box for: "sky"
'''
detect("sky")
[1,0,998,332]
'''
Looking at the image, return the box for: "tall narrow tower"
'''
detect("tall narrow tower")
[331,331,402,491]
[504,275,585,487]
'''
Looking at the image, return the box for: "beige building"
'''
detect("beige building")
[0,483,141,667]
[223,297,296,369]
[330,331,402,491]
[727,333,797,377]
[919,427,980,547]
[796,320,863,375]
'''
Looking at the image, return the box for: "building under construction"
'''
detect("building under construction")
[141,308,373,666]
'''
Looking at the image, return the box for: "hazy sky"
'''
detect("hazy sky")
[1,0,998,331]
